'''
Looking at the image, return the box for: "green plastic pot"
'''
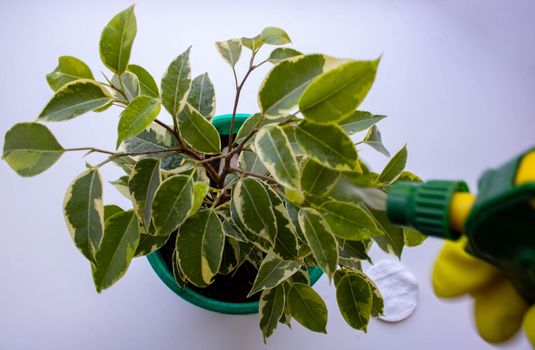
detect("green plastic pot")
[146,113,323,315]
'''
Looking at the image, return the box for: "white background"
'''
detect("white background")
[1,0,534,349]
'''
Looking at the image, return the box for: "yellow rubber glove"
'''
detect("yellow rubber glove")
[432,237,535,346]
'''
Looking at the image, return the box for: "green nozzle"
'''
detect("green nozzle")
[387,180,469,240]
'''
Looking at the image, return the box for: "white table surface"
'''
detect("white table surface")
[1,1,533,349]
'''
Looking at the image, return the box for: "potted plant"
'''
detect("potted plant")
[1,5,425,342]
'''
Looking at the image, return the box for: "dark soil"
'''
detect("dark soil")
[158,233,261,303]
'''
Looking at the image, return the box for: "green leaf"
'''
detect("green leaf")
[265,186,299,260]
[237,150,268,175]
[110,176,130,199]
[299,59,379,124]
[172,249,187,287]
[46,56,94,91]
[254,125,299,190]
[319,200,382,240]
[152,175,194,236]
[249,254,300,296]
[241,35,263,52]
[92,210,140,292]
[187,73,216,119]
[2,122,64,177]
[335,272,373,331]
[295,121,359,171]
[235,113,262,142]
[135,233,169,257]
[363,125,390,157]
[215,39,242,67]
[268,48,302,64]
[219,237,240,275]
[38,80,112,121]
[111,72,140,102]
[128,158,161,231]
[128,64,159,97]
[117,96,161,147]
[64,168,104,262]
[99,5,137,74]
[404,228,427,247]
[339,239,371,263]
[258,54,327,118]
[300,158,340,197]
[353,270,384,317]
[122,124,181,170]
[232,178,277,244]
[298,208,338,280]
[261,27,291,45]
[287,283,328,333]
[369,208,404,258]
[376,145,407,184]
[259,284,286,343]
[397,171,422,183]
[161,47,192,118]
[178,104,221,154]
[190,181,209,216]
[176,209,225,287]
[338,111,386,135]
[104,204,123,222]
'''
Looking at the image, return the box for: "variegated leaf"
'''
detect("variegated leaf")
[248,254,301,297]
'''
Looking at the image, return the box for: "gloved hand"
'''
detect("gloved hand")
[432,237,535,346]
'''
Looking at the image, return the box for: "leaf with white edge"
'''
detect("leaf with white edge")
[111,72,140,102]
[172,249,187,287]
[99,5,137,74]
[128,158,160,230]
[254,125,300,190]
[104,205,123,222]
[404,227,427,247]
[261,27,291,45]
[259,55,326,118]
[176,209,225,287]
[64,168,104,262]
[178,104,221,154]
[300,158,340,197]
[2,122,64,177]
[335,272,373,331]
[268,48,302,64]
[122,123,181,170]
[299,59,379,124]
[38,80,112,121]
[215,39,242,67]
[46,56,94,91]
[187,73,216,119]
[363,125,390,157]
[161,47,192,118]
[281,125,303,156]
[237,150,268,175]
[232,178,277,244]
[110,176,130,199]
[190,181,209,217]
[354,270,384,317]
[339,239,371,263]
[135,233,169,257]
[291,269,311,285]
[241,35,263,52]
[397,171,422,183]
[117,96,161,147]
[92,210,140,292]
[376,145,407,184]
[287,283,328,333]
[152,175,194,236]
[248,254,300,296]
[265,186,299,260]
[128,64,159,97]
[222,218,248,242]
[259,284,286,343]
[298,208,338,280]
[295,121,359,171]
[339,111,386,135]
[235,113,262,143]
[219,237,240,275]
[320,200,382,240]
[368,208,404,258]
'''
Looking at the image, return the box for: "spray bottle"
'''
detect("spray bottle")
[386,147,535,302]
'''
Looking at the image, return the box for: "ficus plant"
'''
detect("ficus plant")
[1,5,426,342]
